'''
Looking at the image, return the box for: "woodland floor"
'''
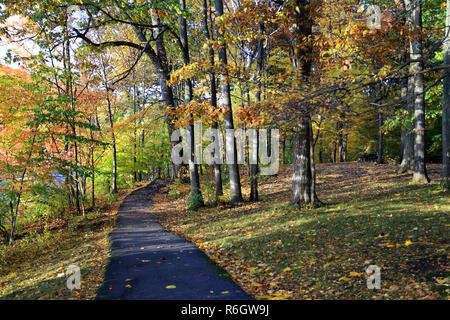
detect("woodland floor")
[153,162,449,300]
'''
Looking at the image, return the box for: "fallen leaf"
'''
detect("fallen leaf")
[349,272,362,277]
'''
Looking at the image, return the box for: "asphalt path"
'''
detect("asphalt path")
[96,181,251,300]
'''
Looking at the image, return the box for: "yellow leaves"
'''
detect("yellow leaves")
[436,279,447,284]
[165,285,176,289]
[385,240,413,248]
[269,282,279,288]
[338,276,351,282]
[349,272,363,277]
[168,62,201,86]
[266,291,293,300]
[404,240,413,246]
[281,267,292,272]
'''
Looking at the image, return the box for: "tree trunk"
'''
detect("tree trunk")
[250,22,265,202]
[291,0,317,206]
[292,116,312,205]
[442,0,450,188]
[180,0,203,205]
[203,0,223,197]
[215,0,243,204]
[405,0,430,183]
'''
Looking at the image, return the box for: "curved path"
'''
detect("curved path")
[96,181,251,300]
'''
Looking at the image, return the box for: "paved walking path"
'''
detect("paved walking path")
[96,181,251,300]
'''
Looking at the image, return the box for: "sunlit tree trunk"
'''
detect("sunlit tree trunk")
[291,0,318,206]
[215,0,243,204]
[292,116,312,205]
[405,0,430,183]
[180,0,203,204]
[250,22,265,202]
[203,0,223,197]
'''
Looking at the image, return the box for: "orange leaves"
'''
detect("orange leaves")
[166,100,222,128]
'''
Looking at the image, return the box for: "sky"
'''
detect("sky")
[0,15,40,69]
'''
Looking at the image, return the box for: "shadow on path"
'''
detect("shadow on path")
[96,181,251,300]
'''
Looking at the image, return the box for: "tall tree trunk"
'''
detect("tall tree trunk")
[291,0,317,206]
[180,0,203,204]
[406,0,430,183]
[250,22,265,202]
[442,0,450,188]
[203,0,223,197]
[215,0,243,204]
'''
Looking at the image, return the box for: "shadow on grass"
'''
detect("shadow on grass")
[0,266,96,300]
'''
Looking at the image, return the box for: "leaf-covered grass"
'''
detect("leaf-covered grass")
[0,185,144,300]
[153,163,449,300]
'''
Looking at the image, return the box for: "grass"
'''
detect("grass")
[152,162,449,300]
[0,184,145,300]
